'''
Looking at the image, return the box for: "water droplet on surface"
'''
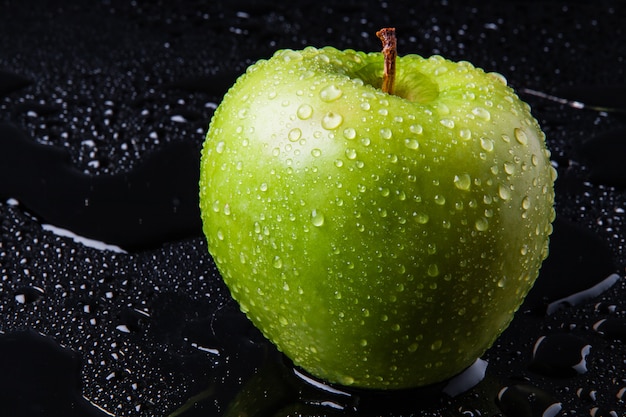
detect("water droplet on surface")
[296,104,313,120]
[321,112,343,129]
[311,210,325,227]
[522,196,531,210]
[498,184,511,200]
[475,218,489,231]
[434,195,446,205]
[273,256,283,269]
[380,128,393,140]
[415,213,430,224]
[345,148,357,160]
[320,84,343,102]
[427,264,439,277]
[343,127,356,140]
[480,137,494,152]
[311,148,322,158]
[288,128,302,142]
[410,124,423,134]
[215,141,225,154]
[440,118,455,129]
[404,138,419,150]
[259,183,268,192]
[472,107,491,121]
[430,339,443,350]
[454,173,471,190]
[504,162,516,175]
[514,127,528,145]
[459,128,472,140]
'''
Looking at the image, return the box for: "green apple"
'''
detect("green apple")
[199,35,556,389]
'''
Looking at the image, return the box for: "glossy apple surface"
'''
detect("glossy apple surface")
[199,46,556,389]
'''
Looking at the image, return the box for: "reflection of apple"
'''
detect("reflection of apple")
[199,29,556,389]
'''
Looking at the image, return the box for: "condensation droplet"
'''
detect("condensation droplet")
[440,118,455,129]
[415,213,429,224]
[430,339,443,351]
[454,173,471,191]
[472,107,491,121]
[410,124,423,134]
[311,148,322,157]
[322,112,343,129]
[273,256,283,269]
[320,84,343,102]
[480,137,494,152]
[343,127,357,140]
[215,141,225,154]
[434,195,446,205]
[260,183,268,192]
[514,127,528,145]
[498,184,511,200]
[504,162,516,175]
[404,138,420,150]
[475,218,489,231]
[459,128,472,140]
[311,209,325,227]
[522,196,531,210]
[345,148,357,160]
[427,264,439,277]
[288,128,302,142]
[380,128,393,140]
[297,104,313,120]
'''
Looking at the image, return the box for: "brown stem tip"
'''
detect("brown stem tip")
[376,27,397,95]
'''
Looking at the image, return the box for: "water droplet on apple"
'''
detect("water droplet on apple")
[459,128,472,140]
[475,218,489,231]
[480,137,494,152]
[360,339,368,347]
[440,118,455,129]
[280,50,303,62]
[434,195,446,205]
[343,127,356,140]
[320,84,343,102]
[454,173,471,190]
[345,148,357,160]
[321,112,343,129]
[522,196,531,210]
[408,343,419,352]
[296,104,313,120]
[216,229,224,240]
[311,209,325,227]
[215,141,225,154]
[273,256,283,269]
[427,264,439,277]
[501,133,511,143]
[514,127,528,145]
[360,137,371,147]
[415,212,429,224]
[404,138,420,150]
[410,124,423,134]
[488,71,508,85]
[504,162,516,175]
[288,128,302,142]
[237,108,248,119]
[334,159,344,168]
[472,107,491,121]
[259,183,268,192]
[380,128,393,140]
[531,154,539,166]
[498,184,511,200]
[360,102,371,111]
[430,339,443,350]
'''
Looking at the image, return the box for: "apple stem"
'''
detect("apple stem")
[376,27,397,95]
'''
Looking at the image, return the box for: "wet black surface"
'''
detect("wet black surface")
[1,1,626,416]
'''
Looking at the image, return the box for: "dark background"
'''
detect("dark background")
[1,1,625,416]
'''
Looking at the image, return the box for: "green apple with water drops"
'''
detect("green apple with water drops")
[199,32,556,389]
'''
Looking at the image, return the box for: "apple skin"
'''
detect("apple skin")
[199,46,556,389]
